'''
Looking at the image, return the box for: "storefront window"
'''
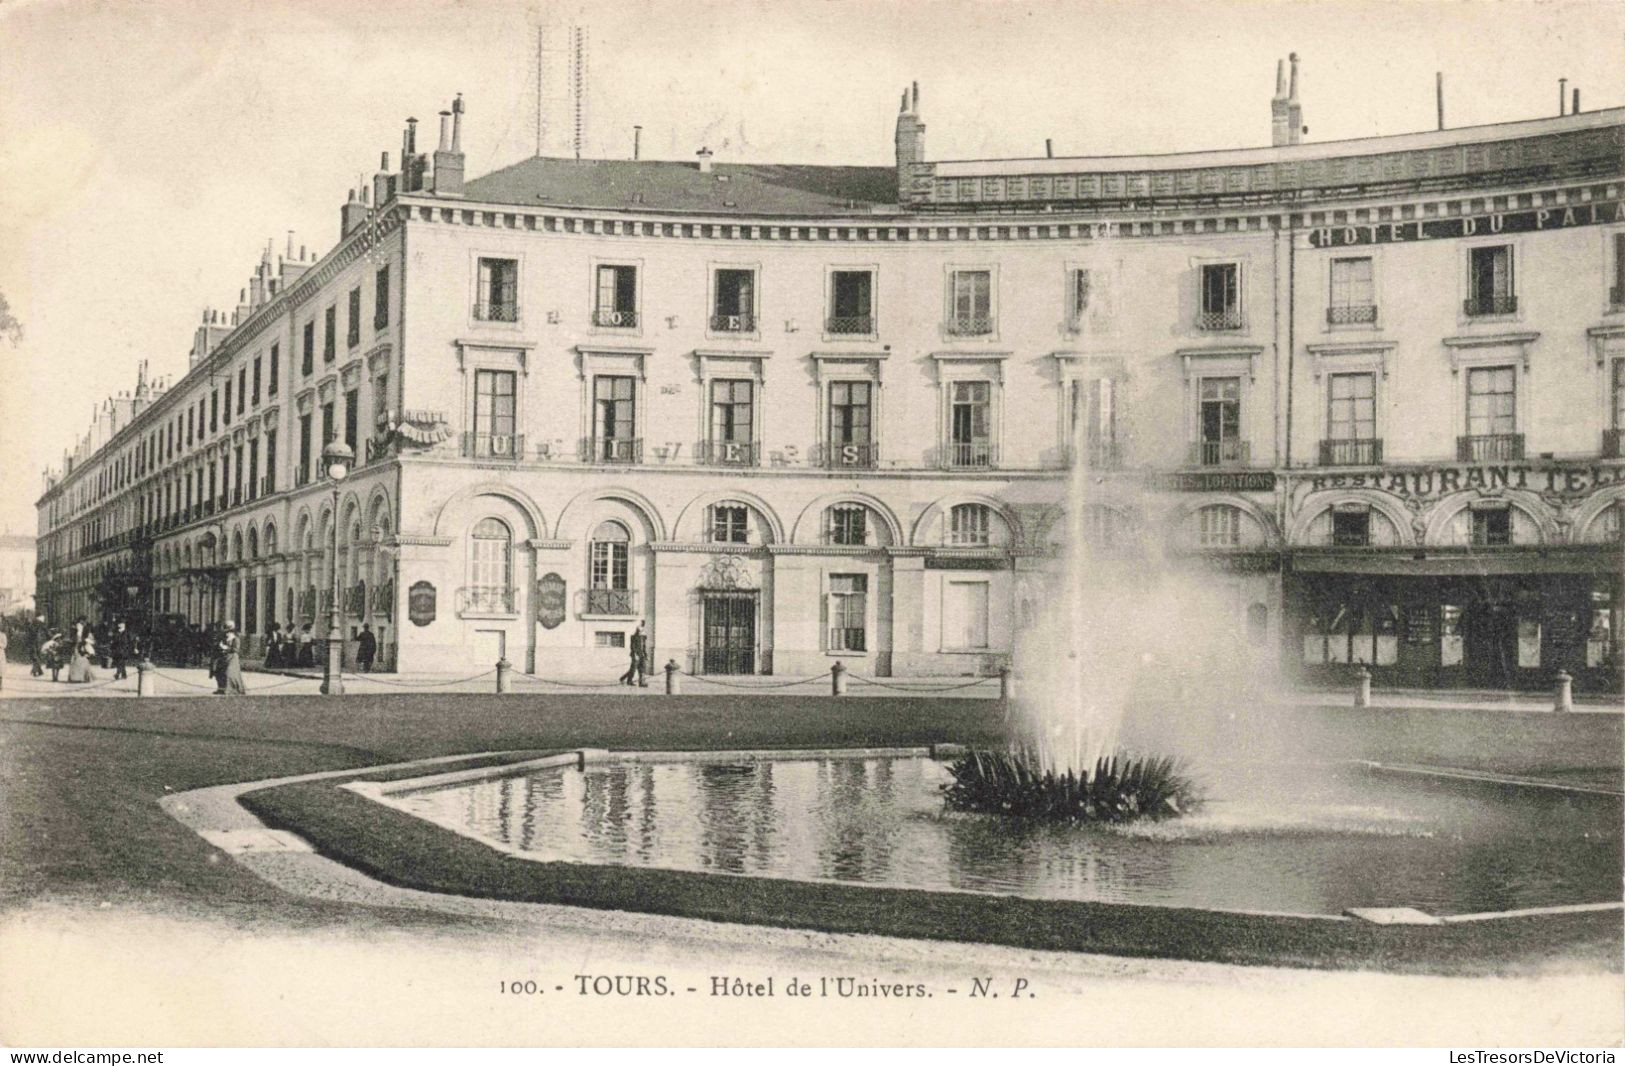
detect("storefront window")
[1589,578,1620,669]
[1440,605,1464,667]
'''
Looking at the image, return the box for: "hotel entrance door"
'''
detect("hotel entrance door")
[701,590,757,674]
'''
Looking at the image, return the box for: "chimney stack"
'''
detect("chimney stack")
[1285,53,1304,144]
[1045,138,1053,158]
[696,146,714,174]
[633,125,642,160]
[343,185,368,236]
[1573,87,1581,114]
[1436,72,1445,130]
[373,151,393,210]
[1271,58,1290,146]
[1559,78,1567,115]
[894,80,926,203]
[432,96,465,196]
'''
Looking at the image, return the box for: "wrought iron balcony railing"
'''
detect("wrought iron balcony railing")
[826,315,874,335]
[473,300,520,323]
[580,437,643,464]
[944,441,997,469]
[457,585,515,614]
[1326,304,1378,326]
[1196,308,1243,331]
[594,308,639,328]
[1319,438,1384,466]
[819,441,879,469]
[1457,433,1524,461]
[1190,439,1250,466]
[461,432,525,460]
[583,587,639,616]
[709,313,755,333]
[946,314,994,337]
[1463,295,1517,317]
[696,440,760,467]
[1605,428,1624,459]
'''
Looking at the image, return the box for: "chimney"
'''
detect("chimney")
[1045,138,1053,158]
[894,81,925,202]
[432,98,465,196]
[1559,78,1567,115]
[1436,72,1445,130]
[1573,87,1581,114]
[696,146,714,174]
[1271,58,1290,146]
[1284,53,1304,145]
[342,186,368,236]
[372,151,392,209]
[633,125,642,160]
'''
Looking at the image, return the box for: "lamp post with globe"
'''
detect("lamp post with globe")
[320,440,354,695]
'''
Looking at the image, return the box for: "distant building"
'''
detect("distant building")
[0,533,36,615]
[34,60,1625,690]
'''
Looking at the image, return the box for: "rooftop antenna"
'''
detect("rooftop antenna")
[570,24,589,160]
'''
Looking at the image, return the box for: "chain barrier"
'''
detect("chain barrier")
[682,672,827,691]
[337,669,498,689]
[848,674,996,693]
[152,669,227,691]
[4,674,131,693]
[513,672,634,689]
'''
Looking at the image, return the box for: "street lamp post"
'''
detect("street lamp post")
[319,441,354,696]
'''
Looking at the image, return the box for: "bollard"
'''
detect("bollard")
[1354,665,1372,708]
[137,658,156,697]
[664,659,681,695]
[999,665,1014,702]
[831,660,848,697]
[495,658,513,694]
[1553,670,1573,713]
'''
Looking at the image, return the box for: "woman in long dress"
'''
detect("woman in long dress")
[67,632,96,683]
[218,621,247,695]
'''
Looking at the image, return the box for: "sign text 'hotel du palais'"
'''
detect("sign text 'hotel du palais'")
[1304,462,1625,501]
[1307,200,1623,248]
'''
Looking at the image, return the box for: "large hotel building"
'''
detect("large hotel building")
[34,62,1625,691]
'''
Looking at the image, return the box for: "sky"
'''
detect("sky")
[1,0,1622,535]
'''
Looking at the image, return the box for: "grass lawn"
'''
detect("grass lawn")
[2,692,1620,971]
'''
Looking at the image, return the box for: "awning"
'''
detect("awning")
[1288,547,1618,577]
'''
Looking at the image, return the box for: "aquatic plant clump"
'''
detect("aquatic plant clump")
[941,748,1200,824]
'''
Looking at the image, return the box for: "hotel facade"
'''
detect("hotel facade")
[35,65,1625,690]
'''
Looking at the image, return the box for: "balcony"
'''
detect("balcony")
[473,300,520,323]
[1605,428,1624,459]
[583,587,639,617]
[709,313,756,333]
[1319,438,1384,466]
[826,315,874,336]
[457,585,515,615]
[1196,307,1243,331]
[593,308,639,328]
[580,437,642,464]
[820,441,879,470]
[1190,439,1250,467]
[1463,295,1517,317]
[462,432,525,461]
[943,441,997,470]
[696,440,760,467]
[1326,304,1379,326]
[946,314,994,337]
[1457,433,1524,461]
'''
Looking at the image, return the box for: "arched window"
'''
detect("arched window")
[264,525,278,556]
[948,503,991,546]
[588,520,632,613]
[247,527,259,559]
[1194,505,1241,548]
[232,530,244,561]
[707,502,749,544]
[467,518,512,612]
[825,504,868,546]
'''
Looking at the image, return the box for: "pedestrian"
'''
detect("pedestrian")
[0,626,9,688]
[29,615,46,677]
[619,621,649,687]
[214,621,247,695]
[42,629,66,681]
[264,622,283,667]
[355,623,377,673]
[297,623,315,667]
[110,619,133,680]
[67,629,96,683]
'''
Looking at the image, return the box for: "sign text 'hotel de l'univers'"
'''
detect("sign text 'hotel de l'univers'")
[1307,200,1624,248]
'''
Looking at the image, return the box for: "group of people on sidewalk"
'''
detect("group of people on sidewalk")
[14,613,249,694]
[260,622,378,672]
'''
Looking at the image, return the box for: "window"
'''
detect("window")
[302,322,314,376]
[943,580,990,649]
[1612,358,1625,430]
[709,503,749,544]
[1328,257,1376,324]
[251,357,262,406]
[375,266,390,330]
[248,439,259,501]
[829,271,873,334]
[1470,505,1512,547]
[594,265,638,327]
[209,389,218,432]
[588,520,633,615]
[266,343,279,397]
[321,401,334,446]
[711,268,755,332]
[1069,378,1120,467]
[223,381,233,425]
[297,414,311,486]
[264,430,277,493]
[1466,245,1515,316]
[343,388,359,456]
[948,381,993,467]
[1197,505,1241,548]
[595,631,626,649]
[1464,366,1517,457]
[828,574,868,652]
[826,380,874,468]
[347,288,361,348]
[1331,506,1370,547]
[828,505,867,546]
[374,374,391,433]
[948,503,991,546]
[1199,263,1241,329]
[1322,371,1378,465]
[237,367,246,413]
[323,306,336,362]
[1196,377,1243,465]
[591,376,638,461]
[466,518,513,613]
[707,379,754,465]
[948,269,992,335]
[476,258,519,322]
[472,370,517,457]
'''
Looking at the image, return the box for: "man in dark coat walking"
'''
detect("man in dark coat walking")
[355,624,377,673]
[110,620,134,680]
[619,621,649,687]
[29,615,46,677]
